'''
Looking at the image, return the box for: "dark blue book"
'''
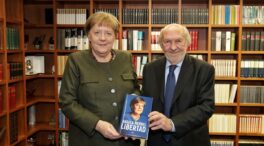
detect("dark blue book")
[119,94,153,139]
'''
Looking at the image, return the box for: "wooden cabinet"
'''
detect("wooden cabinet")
[0,0,263,146]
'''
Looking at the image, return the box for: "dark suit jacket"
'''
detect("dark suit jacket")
[142,55,215,146]
[59,50,140,146]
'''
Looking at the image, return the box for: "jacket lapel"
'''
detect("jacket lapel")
[155,57,166,103]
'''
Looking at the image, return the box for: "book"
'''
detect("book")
[229,84,237,103]
[119,94,153,139]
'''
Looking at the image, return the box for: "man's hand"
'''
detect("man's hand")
[148,111,173,132]
[95,120,122,140]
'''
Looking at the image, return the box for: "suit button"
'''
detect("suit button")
[111,89,116,93]
[112,102,117,107]
[108,77,113,81]
[115,116,119,120]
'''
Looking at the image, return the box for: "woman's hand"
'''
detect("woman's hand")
[95,120,122,140]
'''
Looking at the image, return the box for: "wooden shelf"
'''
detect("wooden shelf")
[0,0,263,146]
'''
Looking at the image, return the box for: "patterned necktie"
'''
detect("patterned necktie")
[163,65,177,142]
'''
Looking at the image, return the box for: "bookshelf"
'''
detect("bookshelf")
[0,0,263,146]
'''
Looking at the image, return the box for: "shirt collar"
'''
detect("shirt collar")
[165,59,183,69]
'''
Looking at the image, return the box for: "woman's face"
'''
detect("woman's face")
[133,101,145,115]
[88,23,115,57]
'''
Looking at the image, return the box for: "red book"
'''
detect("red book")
[132,55,137,72]
[188,31,193,51]
[9,86,16,109]
[194,31,199,51]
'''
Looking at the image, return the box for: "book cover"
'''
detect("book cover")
[119,94,153,139]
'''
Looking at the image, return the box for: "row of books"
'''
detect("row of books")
[243,6,264,24]
[211,140,264,146]
[122,9,149,24]
[212,5,240,25]
[214,84,237,103]
[209,114,237,133]
[240,60,264,78]
[6,27,20,50]
[211,31,236,51]
[211,140,234,146]
[57,56,68,76]
[94,8,118,19]
[56,28,89,50]
[211,59,236,77]
[209,114,264,134]
[56,28,120,50]
[57,8,88,25]
[132,55,148,77]
[239,140,264,146]
[188,30,199,51]
[152,8,178,24]
[239,115,264,134]
[240,86,264,104]
[122,30,145,51]
[9,62,23,80]
[55,6,264,25]
[181,8,208,24]
[241,31,264,51]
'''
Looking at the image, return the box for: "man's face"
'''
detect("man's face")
[161,30,188,63]
[133,102,145,115]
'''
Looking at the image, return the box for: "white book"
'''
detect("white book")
[133,30,138,50]
[229,84,237,103]
[136,56,141,76]
[225,31,231,51]
[122,39,127,51]
[215,31,222,51]
[34,56,45,74]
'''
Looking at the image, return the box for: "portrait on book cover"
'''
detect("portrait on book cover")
[119,94,153,139]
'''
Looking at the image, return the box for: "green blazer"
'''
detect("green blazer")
[59,49,140,146]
